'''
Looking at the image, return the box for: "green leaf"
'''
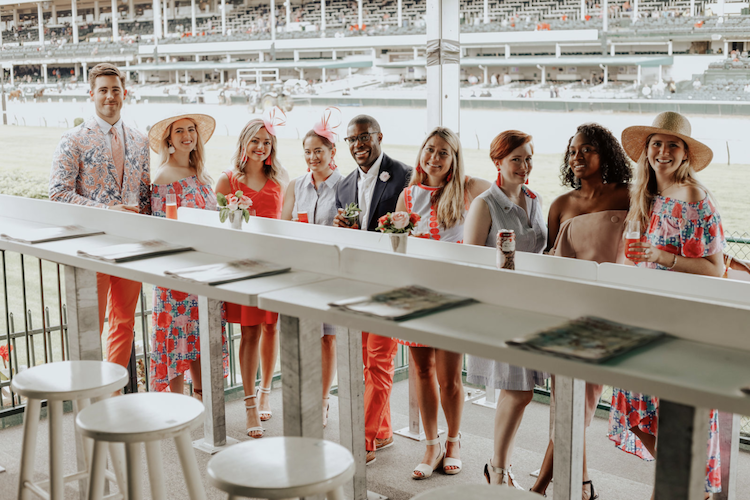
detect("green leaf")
[235,190,244,198]
[219,209,228,223]
[216,193,227,206]
[243,209,250,222]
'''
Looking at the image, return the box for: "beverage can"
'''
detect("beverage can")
[496,230,516,270]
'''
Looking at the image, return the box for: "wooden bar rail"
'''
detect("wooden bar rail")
[1,195,749,500]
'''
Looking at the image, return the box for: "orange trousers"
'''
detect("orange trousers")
[97,273,141,368]
[362,331,398,451]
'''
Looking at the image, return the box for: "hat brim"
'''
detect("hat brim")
[621,125,713,172]
[148,114,216,153]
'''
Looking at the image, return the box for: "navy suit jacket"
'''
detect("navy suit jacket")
[335,153,412,232]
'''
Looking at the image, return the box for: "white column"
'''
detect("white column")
[163,0,168,36]
[197,297,230,449]
[10,65,14,86]
[668,40,673,55]
[63,267,102,361]
[153,0,162,38]
[221,0,226,35]
[94,1,100,21]
[271,0,276,41]
[398,0,402,26]
[611,43,615,56]
[556,43,561,57]
[72,0,79,43]
[125,60,130,81]
[43,65,49,87]
[170,0,175,19]
[51,5,57,24]
[322,67,326,82]
[505,44,510,58]
[690,0,695,16]
[111,0,119,42]
[13,9,19,29]
[38,3,45,46]
[603,0,608,31]
[581,0,585,19]
[632,0,638,21]
[426,0,460,132]
[320,0,325,32]
[285,0,290,26]
[484,0,489,22]
[724,40,729,56]
[637,64,642,86]
[129,0,135,19]
[357,0,362,28]
[552,377,585,500]
[538,64,546,85]
[718,0,725,17]
[82,62,87,82]
[191,0,197,34]
[600,63,608,84]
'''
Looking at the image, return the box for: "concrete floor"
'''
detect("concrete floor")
[1,379,748,500]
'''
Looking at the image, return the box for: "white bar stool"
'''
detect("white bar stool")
[75,392,206,500]
[11,360,129,500]
[207,437,355,500]
[412,484,541,499]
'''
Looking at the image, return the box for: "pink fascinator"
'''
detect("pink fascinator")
[263,106,287,136]
[313,107,342,144]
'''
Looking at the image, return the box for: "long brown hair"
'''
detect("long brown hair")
[231,119,286,186]
[410,127,466,229]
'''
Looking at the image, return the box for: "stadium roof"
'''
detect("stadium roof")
[119,59,374,72]
[381,55,674,68]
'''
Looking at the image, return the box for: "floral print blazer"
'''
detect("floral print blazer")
[49,117,151,214]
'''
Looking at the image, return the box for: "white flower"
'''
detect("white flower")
[379,171,391,182]
[391,212,409,229]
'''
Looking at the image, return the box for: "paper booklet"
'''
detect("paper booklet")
[164,259,292,285]
[506,316,667,363]
[77,240,193,263]
[1,225,105,244]
[328,285,477,321]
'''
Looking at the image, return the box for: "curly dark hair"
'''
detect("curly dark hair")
[560,123,632,189]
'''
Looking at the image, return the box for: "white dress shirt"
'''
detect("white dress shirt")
[356,151,384,230]
[94,115,125,156]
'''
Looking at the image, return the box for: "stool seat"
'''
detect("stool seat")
[10,360,128,401]
[76,392,204,443]
[207,437,355,499]
[412,484,541,499]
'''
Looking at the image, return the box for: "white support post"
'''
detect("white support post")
[285,0,291,26]
[633,0,638,22]
[111,0,119,42]
[580,0,585,20]
[637,64,642,86]
[552,376,585,500]
[690,0,695,16]
[169,0,175,19]
[82,62,87,82]
[357,0,362,28]
[715,412,740,500]
[321,0,326,33]
[43,63,48,84]
[191,0,197,35]
[271,0,276,41]
[396,349,426,440]
[611,43,615,56]
[426,0,460,133]
[538,64,546,85]
[63,267,102,362]
[279,315,323,438]
[505,44,510,59]
[153,0,162,38]
[163,0,168,36]
[322,67,326,82]
[259,51,263,62]
[51,5,57,24]
[10,65,14,86]
[184,70,188,84]
[668,41,673,55]
[484,0,489,23]
[293,50,299,61]
[72,0,79,43]
[125,60,130,82]
[603,0,608,31]
[94,1,100,21]
[37,3,44,47]
[556,43,561,57]
[129,0,135,19]
[718,0,725,18]
[332,50,337,60]
[398,0,402,26]
[600,64,608,85]
[724,40,729,56]
[221,0,226,35]
[13,9,19,29]
[654,401,710,500]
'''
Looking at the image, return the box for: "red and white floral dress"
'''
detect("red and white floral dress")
[396,182,469,348]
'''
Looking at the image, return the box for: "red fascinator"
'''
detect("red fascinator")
[312,107,341,144]
[263,106,286,136]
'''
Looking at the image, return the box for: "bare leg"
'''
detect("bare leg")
[321,334,336,425]
[489,389,533,484]
[239,325,263,437]
[435,349,464,471]
[258,321,278,416]
[531,439,554,493]
[410,348,441,476]
[189,360,202,400]
[168,374,185,395]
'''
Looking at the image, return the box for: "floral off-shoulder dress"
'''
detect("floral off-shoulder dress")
[608,194,724,493]
[149,176,228,391]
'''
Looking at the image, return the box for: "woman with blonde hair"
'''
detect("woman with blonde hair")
[610,111,723,496]
[394,126,490,479]
[464,129,547,490]
[216,109,290,438]
[148,114,227,396]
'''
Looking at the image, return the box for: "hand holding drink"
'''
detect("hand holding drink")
[165,193,178,220]
[297,211,309,223]
[625,221,640,261]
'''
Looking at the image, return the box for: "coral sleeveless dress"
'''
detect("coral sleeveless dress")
[223,169,283,326]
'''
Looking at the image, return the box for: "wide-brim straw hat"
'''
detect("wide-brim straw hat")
[621,111,713,172]
[148,114,216,153]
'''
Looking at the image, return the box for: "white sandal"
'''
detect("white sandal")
[244,395,264,438]
[257,386,273,421]
[411,438,444,480]
[443,433,462,475]
[323,396,330,428]
[484,460,524,489]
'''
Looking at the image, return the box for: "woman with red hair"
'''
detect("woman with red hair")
[464,130,548,490]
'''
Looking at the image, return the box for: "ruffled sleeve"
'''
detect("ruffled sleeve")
[679,198,725,258]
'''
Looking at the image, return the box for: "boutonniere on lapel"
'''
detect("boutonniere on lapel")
[379,171,391,183]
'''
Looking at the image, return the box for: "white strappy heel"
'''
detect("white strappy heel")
[411,438,444,480]
[443,433,462,475]
[323,396,330,428]
[257,386,273,421]
[484,460,524,489]
[244,394,264,438]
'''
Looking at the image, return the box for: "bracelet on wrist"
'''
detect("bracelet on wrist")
[666,253,677,269]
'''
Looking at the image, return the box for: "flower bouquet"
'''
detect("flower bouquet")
[217,191,253,228]
[377,211,421,254]
[343,202,362,227]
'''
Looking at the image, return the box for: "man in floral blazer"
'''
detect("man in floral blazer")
[49,63,150,371]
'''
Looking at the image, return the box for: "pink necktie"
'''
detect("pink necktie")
[110,127,124,184]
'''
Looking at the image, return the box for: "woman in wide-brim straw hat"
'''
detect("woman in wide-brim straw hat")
[609,111,725,496]
[147,113,229,401]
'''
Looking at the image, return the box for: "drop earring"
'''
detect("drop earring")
[240,148,248,164]
[329,158,337,170]
[496,170,503,187]
[168,143,176,155]
[416,164,423,174]
[265,155,273,166]
[446,169,453,183]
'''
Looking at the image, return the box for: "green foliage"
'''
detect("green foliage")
[344,202,362,218]
[0,171,49,199]
[73,117,84,127]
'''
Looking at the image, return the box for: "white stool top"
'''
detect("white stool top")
[207,437,355,499]
[412,484,541,499]
[76,392,204,443]
[10,360,128,400]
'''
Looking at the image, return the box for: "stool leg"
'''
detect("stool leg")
[326,486,346,500]
[145,441,167,500]
[48,399,64,500]
[174,431,207,500]
[74,398,92,498]
[124,442,143,500]
[87,441,107,500]
[108,443,127,497]
[18,398,41,500]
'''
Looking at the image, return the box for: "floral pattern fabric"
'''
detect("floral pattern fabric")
[149,177,228,391]
[49,117,151,214]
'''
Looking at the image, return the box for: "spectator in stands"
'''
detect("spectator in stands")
[280,109,343,428]
[465,130,546,489]
[693,79,702,91]
[49,63,151,377]
[393,127,490,480]
[531,123,632,500]
[333,115,412,465]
